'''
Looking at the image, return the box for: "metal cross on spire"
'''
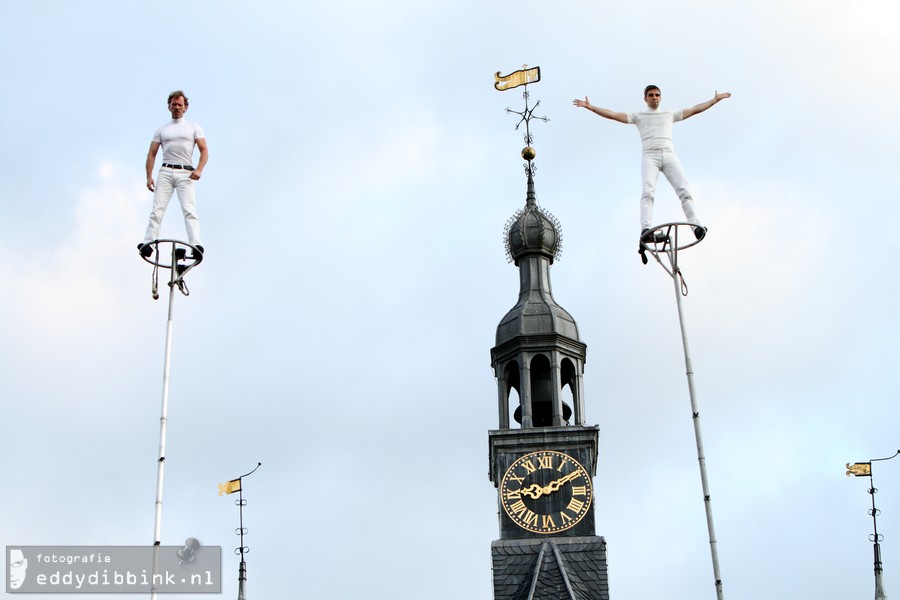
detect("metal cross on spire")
[495,65,548,177]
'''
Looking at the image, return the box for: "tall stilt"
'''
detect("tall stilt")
[643,223,724,600]
[140,240,203,600]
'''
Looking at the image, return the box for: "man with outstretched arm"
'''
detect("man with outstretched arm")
[138,90,208,258]
[573,86,730,260]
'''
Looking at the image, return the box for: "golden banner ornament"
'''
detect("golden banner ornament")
[494,66,541,91]
[846,462,871,477]
[218,478,242,495]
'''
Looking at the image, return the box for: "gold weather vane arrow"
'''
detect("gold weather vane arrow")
[494,65,541,91]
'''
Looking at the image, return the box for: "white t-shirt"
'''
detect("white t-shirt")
[153,118,205,165]
[626,108,684,151]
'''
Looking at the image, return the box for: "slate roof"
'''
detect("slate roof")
[492,537,610,600]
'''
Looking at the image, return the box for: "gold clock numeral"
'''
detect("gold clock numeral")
[571,485,587,497]
[508,499,540,527]
[541,515,556,529]
[504,489,521,501]
[507,472,525,485]
[567,498,585,513]
[521,460,537,474]
[508,500,528,517]
[537,455,553,469]
[557,458,569,472]
[559,511,574,524]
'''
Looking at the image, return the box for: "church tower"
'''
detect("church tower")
[488,169,610,600]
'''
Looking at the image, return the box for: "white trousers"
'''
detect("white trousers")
[142,167,202,245]
[639,149,699,231]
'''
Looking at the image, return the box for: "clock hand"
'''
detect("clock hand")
[519,483,545,499]
[516,471,581,499]
[541,471,580,495]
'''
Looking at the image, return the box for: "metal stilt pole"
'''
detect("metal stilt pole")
[153,249,178,547]
[673,266,724,600]
[644,223,724,600]
[150,248,178,600]
[139,240,203,600]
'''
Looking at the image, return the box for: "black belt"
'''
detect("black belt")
[162,163,195,171]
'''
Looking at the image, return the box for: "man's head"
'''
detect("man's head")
[644,85,661,110]
[167,90,189,119]
[9,549,28,590]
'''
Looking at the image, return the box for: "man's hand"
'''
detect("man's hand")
[193,138,208,181]
[145,141,160,191]
[573,96,591,109]
[573,97,628,123]
[683,91,732,119]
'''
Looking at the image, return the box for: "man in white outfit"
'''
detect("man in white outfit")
[573,86,730,258]
[139,90,208,257]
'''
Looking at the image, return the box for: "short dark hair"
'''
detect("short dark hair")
[644,85,661,97]
[167,90,189,107]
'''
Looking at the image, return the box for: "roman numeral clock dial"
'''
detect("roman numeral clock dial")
[499,450,593,534]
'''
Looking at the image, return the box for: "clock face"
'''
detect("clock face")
[499,450,593,534]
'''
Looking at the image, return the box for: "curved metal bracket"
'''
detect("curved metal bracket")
[139,239,204,298]
[640,222,706,285]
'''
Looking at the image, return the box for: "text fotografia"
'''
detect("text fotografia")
[34,553,112,565]
[7,545,221,594]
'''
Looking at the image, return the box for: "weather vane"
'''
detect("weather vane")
[495,65,547,177]
[847,450,899,600]
[219,462,262,600]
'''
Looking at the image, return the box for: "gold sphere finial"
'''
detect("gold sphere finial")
[521,146,536,161]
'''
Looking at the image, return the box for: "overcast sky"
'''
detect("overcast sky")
[3,1,900,599]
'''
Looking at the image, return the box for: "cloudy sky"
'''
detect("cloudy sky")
[3,0,900,598]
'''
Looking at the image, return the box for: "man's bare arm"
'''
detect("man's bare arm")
[190,138,208,181]
[145,141,161,191]
[682,91,731,120]
[573,97,628,124]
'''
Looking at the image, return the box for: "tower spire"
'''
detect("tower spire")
[495,187,582,428]
[488,67,609,600]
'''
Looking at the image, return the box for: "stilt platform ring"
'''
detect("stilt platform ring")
[139,240,203,298]
[139,239,204,270]
[640,222,706,254]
